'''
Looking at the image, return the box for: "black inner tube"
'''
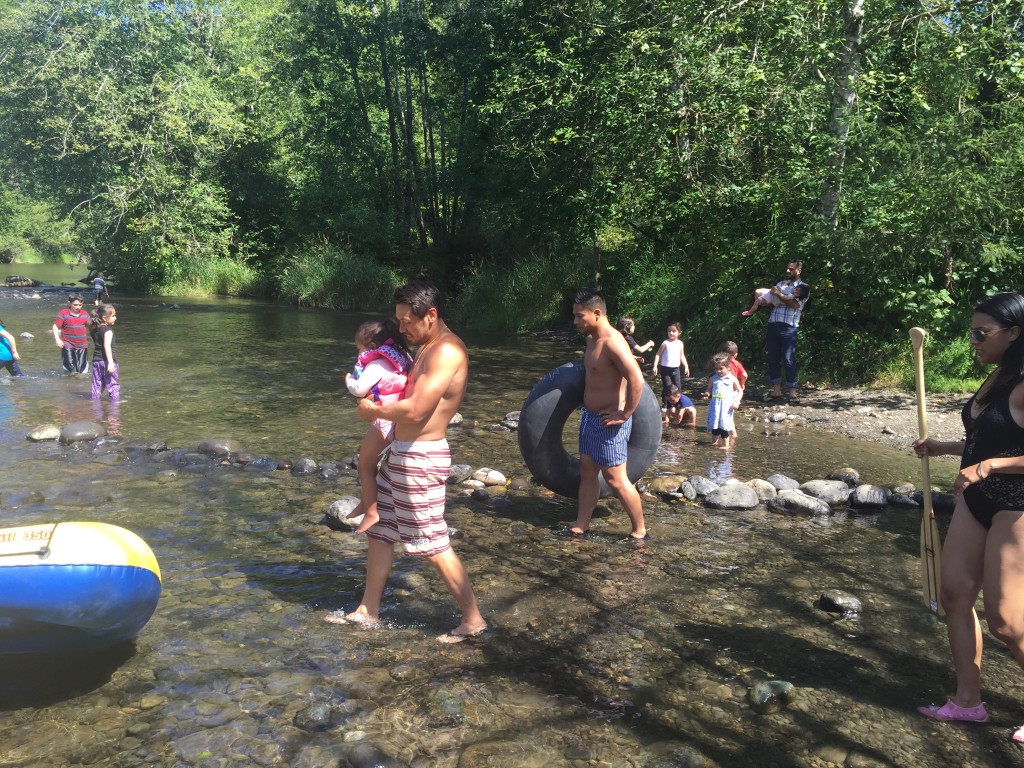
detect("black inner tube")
[517,361,662,498]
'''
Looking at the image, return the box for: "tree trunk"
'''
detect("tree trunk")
[817,0,864,230]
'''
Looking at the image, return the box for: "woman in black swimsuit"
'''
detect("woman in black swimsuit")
[913,292,1024,740]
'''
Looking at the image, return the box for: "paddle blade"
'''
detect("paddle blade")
[919,508,944,617]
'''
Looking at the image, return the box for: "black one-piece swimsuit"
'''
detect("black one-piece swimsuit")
[960,392,1024,528]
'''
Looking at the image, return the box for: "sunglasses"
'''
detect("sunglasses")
[968,327,1007,343]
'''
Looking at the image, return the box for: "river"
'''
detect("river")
[0,264,1019,768]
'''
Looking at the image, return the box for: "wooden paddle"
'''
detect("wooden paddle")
[910,327,944,617]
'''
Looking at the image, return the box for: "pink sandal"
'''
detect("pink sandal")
[1012,724,1024,743]
[918,699,989,723]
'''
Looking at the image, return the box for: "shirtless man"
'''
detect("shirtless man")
[570,289,648,540]
[326,281,486,643]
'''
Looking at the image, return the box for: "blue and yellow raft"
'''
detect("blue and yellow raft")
[0,522,161,654]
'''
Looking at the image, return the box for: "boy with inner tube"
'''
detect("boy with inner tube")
[570,289,648,541]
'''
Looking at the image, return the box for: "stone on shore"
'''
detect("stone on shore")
[768,490,832,516]
[850,484,889,508]
[198,438,241,456]
[704,483,760,510]
[799,479,851,506]
[766,473,800,491]
[59,421,106,444]
[27,424,61,442]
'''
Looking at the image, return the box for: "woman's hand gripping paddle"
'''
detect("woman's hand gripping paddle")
[910,327,944,617]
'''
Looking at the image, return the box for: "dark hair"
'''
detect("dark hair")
[667,321,682,333]
[719,340,739,355]
[711,352,731,369]
[354,318,410,356]
[794,284,810,300]
[572,288,605,312]
[788,260,804,272]
[90,303,116,330]
[394,281,443,319]
[617,316,635,335]
[974,292,1024,406]
[67,293,83,304]
[667,385,681,397]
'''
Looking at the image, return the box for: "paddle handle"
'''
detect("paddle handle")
[910,327,933,517]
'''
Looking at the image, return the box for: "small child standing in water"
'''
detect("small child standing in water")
[0,317,25,377]
[617,317,655,366]
[345,319,413,535]
[90,304,120,400]
[703,352,741,448]
[653,322,690,407]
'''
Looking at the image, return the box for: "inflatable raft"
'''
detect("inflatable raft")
[0,522,161,654]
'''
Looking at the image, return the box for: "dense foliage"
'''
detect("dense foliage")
[0,0,1022,382]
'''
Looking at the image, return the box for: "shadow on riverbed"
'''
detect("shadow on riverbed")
[0,642,136,710]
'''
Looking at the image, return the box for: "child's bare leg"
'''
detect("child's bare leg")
[353,427,388,534]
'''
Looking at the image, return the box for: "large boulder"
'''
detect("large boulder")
[768,490,832,516]
[704,483,760,510]
[850,484,889,509]
[799,479,852,506]
[827,467,861,487]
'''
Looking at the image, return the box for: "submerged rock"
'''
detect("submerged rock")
[27,424,61,442]
[292,457,319,476]
[59,421,106,444]
[447,464,472,484]
[198,438,241,456]
[818,589,862,615]
[749,680,795,713]
[325,497,361,530]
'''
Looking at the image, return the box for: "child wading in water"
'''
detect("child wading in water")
[663,384,696,426]
[653,322,690,407]
[0,317,25,377]
[90,304,120,400]
[617,317,655,366]
[703,352,741,448]
[345,319,413,535]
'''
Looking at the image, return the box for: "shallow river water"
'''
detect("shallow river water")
[0,266,1022,768]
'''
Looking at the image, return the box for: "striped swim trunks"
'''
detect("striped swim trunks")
[367,439,451,556]
[578,406,632,468]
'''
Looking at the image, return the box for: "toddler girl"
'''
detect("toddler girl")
[653,322,690,407]
[703,352,741,448]
[345,319,413,535]
[90,304,120,400]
